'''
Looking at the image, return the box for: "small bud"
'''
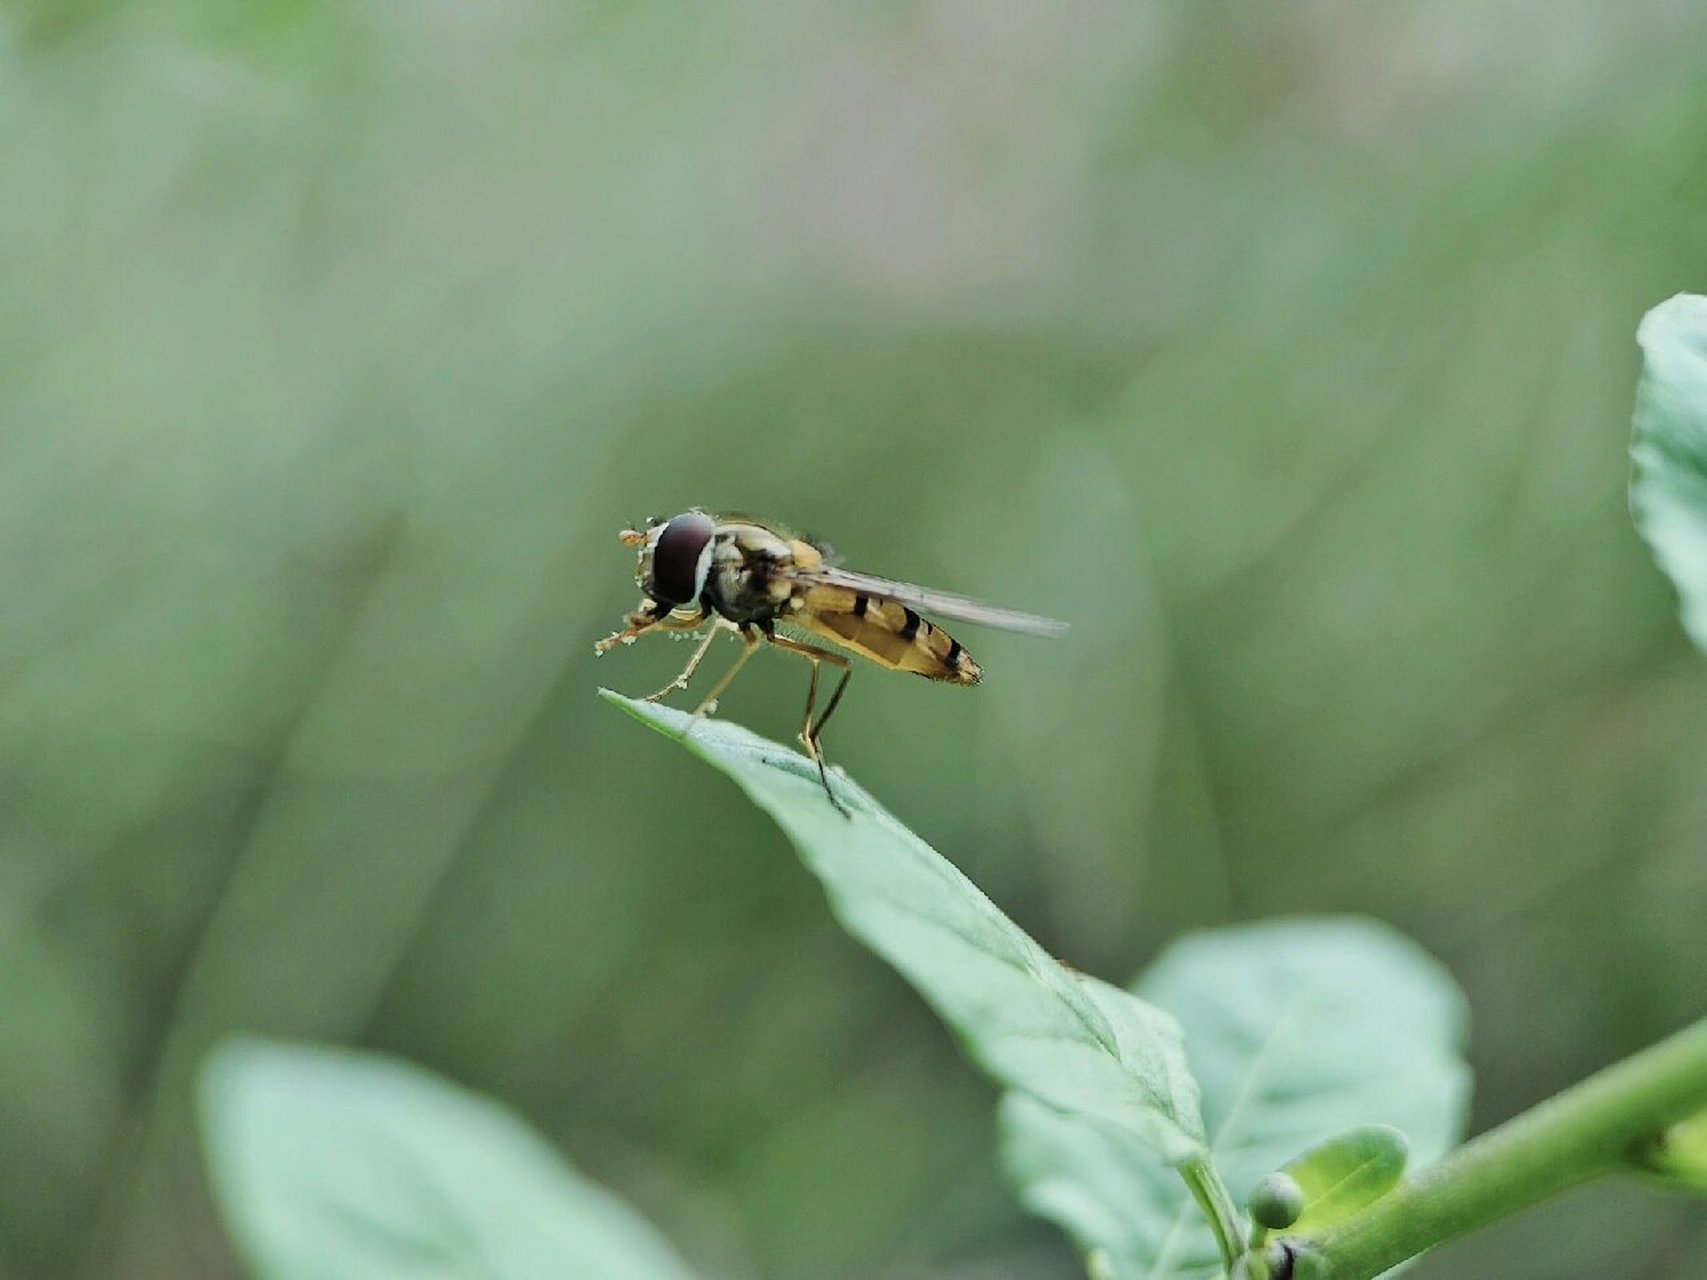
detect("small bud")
[1249,1172,1305,1230]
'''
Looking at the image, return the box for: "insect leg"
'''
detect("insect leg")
[810,660,852,742]
[799,656,821,744]
[643,615,722,702]
[764,633,853,817]
[691,627,761,719]
[594,600,677,655]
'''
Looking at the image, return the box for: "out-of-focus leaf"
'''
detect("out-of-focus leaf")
[1632,293,1707,652]
[1642,1109,1707,1194]
[603,691,1207,1165]
[1279,1124,1408,1234]
[1144,919,1470,1179]
[1001,918,1470,1280]
[198,1038,698,1280]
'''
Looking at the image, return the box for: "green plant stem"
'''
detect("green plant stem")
[1293,1015,1707,1279]
[1181,1158,1245,1274]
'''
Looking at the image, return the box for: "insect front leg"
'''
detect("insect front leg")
[763,633,853,817]
[594,600,672,655]
[595,600,710,657]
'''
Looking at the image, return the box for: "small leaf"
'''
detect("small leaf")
[1279,1124,1408,1233]
[1001,918,1470,1280]
[1632,293,1707,651]
[1640,1108,1707,1194]
[198,1037,698,1280]
[603,691,1207,1164]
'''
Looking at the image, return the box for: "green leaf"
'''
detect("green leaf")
[602,690,1207,1164]
[1001,918,1470,1280]
[1280,1124,1409,1233]
[1632,293,1707,651]
[198,1037,698,1280]
[1641,1108,1707,1194]
[1003,1093,1224,1280]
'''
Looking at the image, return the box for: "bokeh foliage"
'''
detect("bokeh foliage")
[3,2,1707,1277]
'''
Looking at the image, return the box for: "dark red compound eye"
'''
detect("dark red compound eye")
[649,511,715,607]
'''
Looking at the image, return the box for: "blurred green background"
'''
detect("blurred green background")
[4,2,1706,1277]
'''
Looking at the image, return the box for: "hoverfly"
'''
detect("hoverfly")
[595,510,1068,814]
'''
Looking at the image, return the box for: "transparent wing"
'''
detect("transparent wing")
[792,564,1070,637]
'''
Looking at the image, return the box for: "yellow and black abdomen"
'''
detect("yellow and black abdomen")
[792,585,981,685]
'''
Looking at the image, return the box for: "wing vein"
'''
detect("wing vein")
[791,566,1069,637]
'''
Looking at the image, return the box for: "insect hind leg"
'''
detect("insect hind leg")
[811,662,852,741]
[764,632,853,817]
